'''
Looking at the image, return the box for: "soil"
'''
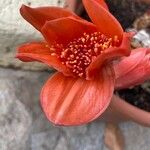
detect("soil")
[105,0,150,29]
[117,82,150,112]
[77,0,150,29]
[77,0,150,112]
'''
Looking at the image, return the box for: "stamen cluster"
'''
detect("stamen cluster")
[51,32,120,78]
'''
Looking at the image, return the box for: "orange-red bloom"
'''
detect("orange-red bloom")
[16,0,132,126]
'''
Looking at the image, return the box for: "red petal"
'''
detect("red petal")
[16,42,72,76]
[115,48,150,89]
[86,32,132,80]
[17,42,50,54]
[41,16,97,46]
[41,65,115,126]
[82,0,123,40]
[94,0,109,10]
[115,48,147,79]
[20,5,79,31]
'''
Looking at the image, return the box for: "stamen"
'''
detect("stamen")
[58,32,120,78]
[51,53,57,56]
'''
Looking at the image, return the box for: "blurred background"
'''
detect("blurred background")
[0,0,150,150]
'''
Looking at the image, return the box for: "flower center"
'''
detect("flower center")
[51,32,120,78]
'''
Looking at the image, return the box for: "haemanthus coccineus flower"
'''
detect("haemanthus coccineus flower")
[16,0,133,126]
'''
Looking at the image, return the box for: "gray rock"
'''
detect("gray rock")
[103,122,150,150]
[120,122,150,150]
[31,128,61,150]
[0,68,53,150]
[62,122,105,150]
[0,79,32,150]
[30,121,105,150]
[132,29,150,48]
[0,68,53,133]
[54,136,68,150]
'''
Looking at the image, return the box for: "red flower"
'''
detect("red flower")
[16,0,132,126]
[115,48,150,89]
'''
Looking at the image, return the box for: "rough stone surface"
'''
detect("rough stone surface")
[30,122,105,150]
[31,122,104,150]
[54,136,68,150]
[103,122,150,150]
[0,79,32,150]
[31,129,61,150]
[0,0,65,71]
[0,68,52,130]
[132,29,150,48]
[0,68,51,150]
[120,122,150,150]
[62,122,105,150]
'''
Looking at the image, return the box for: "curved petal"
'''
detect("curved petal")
[82,0,123,40]
[20,5,79,31]
[41,16,97,46]
[40,65,115,126]
[114,48,147,79]
[115,48,150,89]
[17,41,52,62]
[16,42,72,76]
[17,41,51,54]
[94,0,109,10]
[86,32,132,80]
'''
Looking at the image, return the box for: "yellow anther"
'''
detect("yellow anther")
[81,38,86,43]
[58,32,119,78]
[45,44,49,48]
[94,47,99,53]
[51,53,56,56]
